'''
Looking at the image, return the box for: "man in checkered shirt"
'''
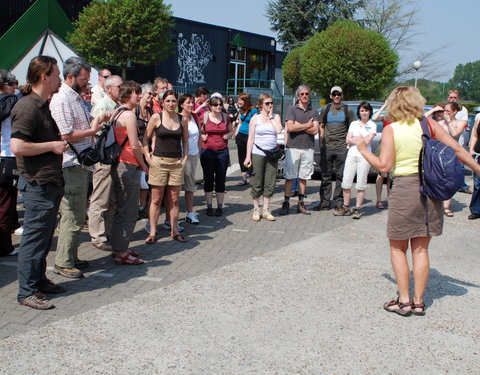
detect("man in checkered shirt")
[50,57,103,279]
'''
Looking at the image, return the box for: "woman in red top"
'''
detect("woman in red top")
[200,96,234,216]
[111,81,148,265]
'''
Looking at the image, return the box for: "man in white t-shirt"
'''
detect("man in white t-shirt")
[91,68,112,107]
[448,89,471,193]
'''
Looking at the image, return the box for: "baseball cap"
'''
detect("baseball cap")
[330,86,343,94]
[211,92,223,100]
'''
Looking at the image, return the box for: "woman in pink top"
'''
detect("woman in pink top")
[200,96,234,216]
[110,81,148,265]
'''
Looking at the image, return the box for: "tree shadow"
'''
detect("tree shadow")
[382,268,479,307]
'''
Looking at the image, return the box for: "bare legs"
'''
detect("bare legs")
[149,186,166,237]
[167,186,181,237]
[389,237,431,311]
[376,174,391,207]
[185,191,194,213]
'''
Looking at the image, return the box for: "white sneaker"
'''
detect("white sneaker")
[14,227,24,235]
[144,220,151,234]
[185,212,200,224]
[252,208,261,222]
[163,220,184,232]
[9,248,19,256]
[262,208,276,221]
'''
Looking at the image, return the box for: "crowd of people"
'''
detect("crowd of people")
[1,55,480,315]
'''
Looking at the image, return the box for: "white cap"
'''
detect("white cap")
[330,86,343,94]
[211,92,223,100]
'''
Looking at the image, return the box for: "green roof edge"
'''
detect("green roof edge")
[0,0,74,70]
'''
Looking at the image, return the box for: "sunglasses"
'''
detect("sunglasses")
[299,92,310,96]
[211,103,222,107]
[5,82,16,87]
[332,93,342,97]
[264,101,273,105]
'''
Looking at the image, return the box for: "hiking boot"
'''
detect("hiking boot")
[333,204,345,216]
[215,208,223,217]
[262,208,276,221]
[206,207,214,216]
[252,208,261,222]
[20,292,55,310]
[313,202,330,211]
[279,202,290,215]
[352,207,362,219]
[39,279,66,294]
[343,206,352,216]
[53,265,83,279]
[297,201,311,215]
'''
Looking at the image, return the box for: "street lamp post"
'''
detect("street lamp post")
[413,60,422,88]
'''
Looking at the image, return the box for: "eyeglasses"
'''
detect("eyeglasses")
[5,82,16,87]
[332,93,342,97]
[299,92,310,96]
[264,101,273,105]
[211,103,222,107]
[147,92,155,96]
[102,75,111,79]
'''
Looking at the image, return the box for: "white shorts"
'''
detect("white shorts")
[283,148,314,180]
[341,153,370,190]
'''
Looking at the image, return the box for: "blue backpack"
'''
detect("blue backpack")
[418,116,464,201]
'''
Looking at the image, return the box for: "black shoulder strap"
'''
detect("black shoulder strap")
[111,106,128,127]
[322,103,332,124]
[343,104,349,127]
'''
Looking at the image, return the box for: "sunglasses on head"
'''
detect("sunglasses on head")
[264,101,273,105]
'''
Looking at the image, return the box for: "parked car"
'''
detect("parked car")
[276,101,385,178]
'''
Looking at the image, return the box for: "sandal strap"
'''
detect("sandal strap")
[412,302,425,309]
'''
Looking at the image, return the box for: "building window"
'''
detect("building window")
[246,50,269,88]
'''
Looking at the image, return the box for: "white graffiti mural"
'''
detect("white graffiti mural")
[177,33,213,85]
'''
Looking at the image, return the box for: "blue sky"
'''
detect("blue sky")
[168,0,480,83]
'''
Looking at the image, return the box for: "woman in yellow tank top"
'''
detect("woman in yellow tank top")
[355,86,480,317]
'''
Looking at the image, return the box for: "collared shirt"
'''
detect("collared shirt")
[285,103,319,149]
[91,84,105,107]
[91,94,117,117]
[50,83,93,169]
[11,92,63,186]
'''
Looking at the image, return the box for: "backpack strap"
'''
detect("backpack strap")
[111,106,130,148]
[343,104,350,128]
[322,103,332,124]
[417,116,431,235]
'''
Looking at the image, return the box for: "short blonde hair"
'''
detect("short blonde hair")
[258,93,273,107]
[385,86,425,123]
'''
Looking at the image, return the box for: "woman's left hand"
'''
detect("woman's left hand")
[353,136,367,150]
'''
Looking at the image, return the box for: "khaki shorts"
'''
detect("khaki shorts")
[283,148,314,180]
[183,154,199,192]
[148,156,184,186]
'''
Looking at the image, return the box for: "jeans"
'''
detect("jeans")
[201,148,230,193]
[320,147,347,206]
[470,156,480,214]
[16,178,62,302]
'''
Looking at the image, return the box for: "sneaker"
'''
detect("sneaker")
[39,279,66,294]
[313,202,330,211]
[20,292,55,310]
[145,220,151,233]
[343,206,352,216]
[215,208,223,217]
[352,207,362,219]
[75,259,89,269]
[297,201,311,215]
[9,248,19,256]
[53,265,83,279]
[333,204,345,216]
[14,226,24,236]
[185,212,200,224]
[91,242,113,252]
[459,188,473,194]
[262,208,276,221]
[252,208,261,222]
[163,220,184,232]
[206,207,214,216]
[137,207,148,220]
[279,202,290,216]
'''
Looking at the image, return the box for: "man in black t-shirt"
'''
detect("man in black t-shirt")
[11,56,68,310]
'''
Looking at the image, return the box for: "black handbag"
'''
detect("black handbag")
[0,157,19,188]
[68,143,101,167]
[255,144,284,162]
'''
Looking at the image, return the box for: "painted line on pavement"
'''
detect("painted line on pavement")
[228,195,242,199]
[198,225,215,229]
[232,229,249,232]
[138,276,163,282]
[304,232,323,236]
[268,230,285,234]
[88,271,114,278]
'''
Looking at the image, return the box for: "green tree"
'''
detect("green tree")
[300,20,398,99]
[282,45,305,91]
[68,0,175,79]
[265,0,363,51]
[448,61,480,102]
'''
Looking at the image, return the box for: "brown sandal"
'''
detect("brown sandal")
[383,298,412,317]
[115,253,144,265]
[412,302,426,316]
[144,235,157,244]
[172,234,187,242]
